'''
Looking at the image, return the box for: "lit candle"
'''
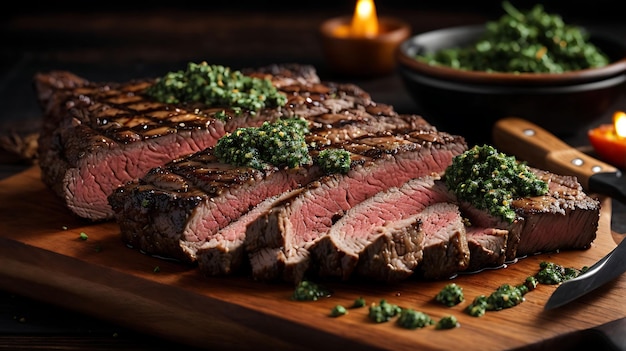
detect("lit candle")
[319,0,410,77]
[588,111,626,168]
[350,0,379,37]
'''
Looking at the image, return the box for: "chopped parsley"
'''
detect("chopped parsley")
[352,296,366,308]
[535,261,588,285]
[416,1,609,73]
[215,118,312,170]
[444,144,548,223]
[397,309,435,329]
[435,315,459,330]
[330,305,348,317]
[435,283,464,307]
[291,280,331,301]
[368,299,402,323]
[144,62,287,112]
[215,118,351,174]
[316,149,351,175]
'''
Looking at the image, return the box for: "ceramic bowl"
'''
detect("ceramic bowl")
[396,25,626,145]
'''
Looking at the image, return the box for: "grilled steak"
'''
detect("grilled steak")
[108,113,440,267]
[351,215,425,283]
[457,167,600,270]
[245,131,468,283]
[36,63,601,286]
[414,202,470,280]
[511,168,600,256]
[36,63,426,221]
[308,176,456,283]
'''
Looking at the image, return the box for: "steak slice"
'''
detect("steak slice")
[195,188,306,276]
[512,168,600,256]
[464,227,509,272]
[36,64,423,221]
[245,131,468,284]
[416,202,470,280]
[108,148,320,264]
[308,176,456,283]
[458,167,600,264]
[109,113,439,265]
[351,215,424,283]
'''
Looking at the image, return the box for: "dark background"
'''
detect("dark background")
[2,2,626,350]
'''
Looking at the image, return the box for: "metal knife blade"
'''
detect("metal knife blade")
[544,237,626,310]
[492,117,626,203]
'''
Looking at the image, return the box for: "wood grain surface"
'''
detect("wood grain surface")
[0,166,624,351]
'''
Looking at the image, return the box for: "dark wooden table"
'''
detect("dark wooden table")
[1,2,626,350]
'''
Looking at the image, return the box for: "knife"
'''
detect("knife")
[543,237,626,310]
[492,116,626,203]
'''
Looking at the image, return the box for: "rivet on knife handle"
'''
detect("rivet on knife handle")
[492,117,619,192]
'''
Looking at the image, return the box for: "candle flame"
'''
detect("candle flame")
[350,0,379,37]
[613,111,626,138]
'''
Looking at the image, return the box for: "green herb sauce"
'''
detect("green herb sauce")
[144,62,287,112]
[416,1,610,73]
[536,261,588,285]
[330,305,348,317]
[352,297,366,308]
[316,149,351,175]
[396,309,435,329]
[215,118,352,173]
[435,315,459,330]
[291,280,331,301]
[435,283,464,307]
[444,144,548,223]
[368,299,402,323]
[215,118,312,170]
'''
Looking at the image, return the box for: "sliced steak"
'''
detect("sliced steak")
[245,131,468,284]
[36,64,426,221]
[108,148,320,264]
[416,202,470,280]
[308,176,456,283]
[350,216,424,283]
[511,168,600,256]
[459,167,600,264]
[464,227,509,272]
[195,188,306,276]
[109,115,441,265]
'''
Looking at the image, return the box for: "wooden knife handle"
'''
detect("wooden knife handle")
[492,117,619,191]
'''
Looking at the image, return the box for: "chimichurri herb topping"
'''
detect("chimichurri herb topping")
[536,261,588,285]
[291,280,332,301]
[144,62,287,111]
[368,299,402,323]
[215,118,352,174]
[396,309,435,329]
[435,283,464,307]
[435,315,459,330]
[316,149,352,175]
[215,118,312,170]
[79,232,88,241]
[352,297,366,308]
[444,144,549,223]
[330,305,348,317]
[416,1,610,73]
[466,261,585,317]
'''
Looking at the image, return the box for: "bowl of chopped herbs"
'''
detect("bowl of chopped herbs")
[396,1,626,145]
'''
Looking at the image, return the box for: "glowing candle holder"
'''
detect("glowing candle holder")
[319,0,410,77]
[588,111,626,168]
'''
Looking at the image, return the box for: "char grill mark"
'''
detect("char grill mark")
[109,124,445,266]
[37,64,413,221]
[35,64,602,284]
[245,132,468,284]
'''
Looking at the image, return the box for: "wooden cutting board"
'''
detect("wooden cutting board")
[0,166,624,351]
